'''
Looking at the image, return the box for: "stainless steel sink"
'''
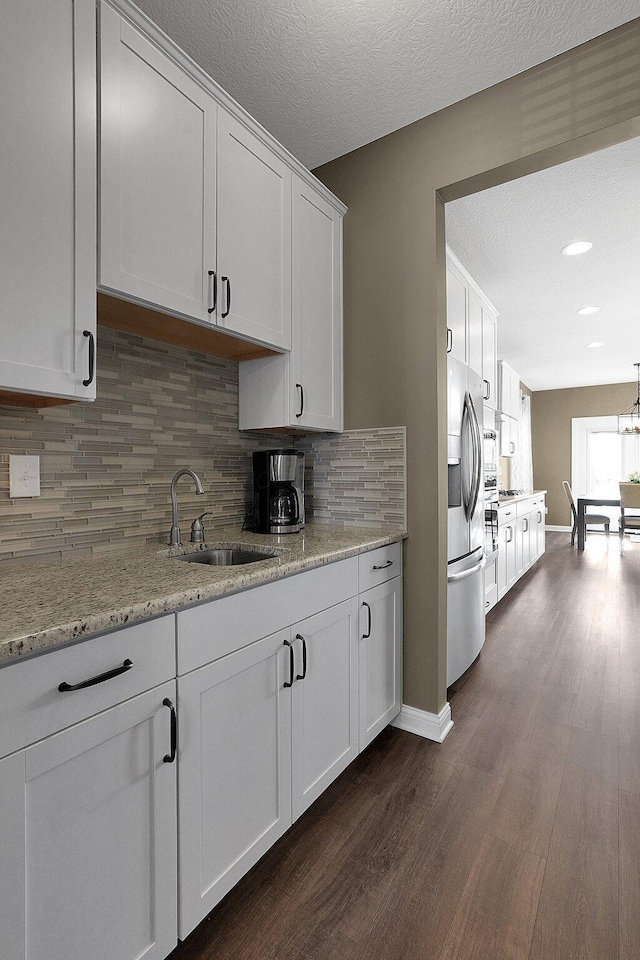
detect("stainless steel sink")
[174,548,277,566]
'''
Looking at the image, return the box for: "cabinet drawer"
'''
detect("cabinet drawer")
[358,543,402,592]
[498,504,516,525]
[516,498,536,517]
[484,558,497,591]
[485,584,498,613]
[177,557,358,674]
[0,615,175,758]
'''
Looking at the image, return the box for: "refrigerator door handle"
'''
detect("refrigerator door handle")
[461,392,473,519]
[467,392,482,521]
[447,557,486,582]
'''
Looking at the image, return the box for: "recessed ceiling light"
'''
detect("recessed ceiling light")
[577,305,600,315]
[562,241,592,256]
[587,341,603,348]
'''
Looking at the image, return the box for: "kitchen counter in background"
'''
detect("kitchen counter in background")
[0,524,406,664]
[497,489,547,505]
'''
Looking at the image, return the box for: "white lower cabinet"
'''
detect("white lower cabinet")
[484,557,498,614]
[0,682,178,960]
[358,578,403,750]
[497,495,546,603]
[291,599,359,819]
[1,548,402,957]
[177,629,293,939]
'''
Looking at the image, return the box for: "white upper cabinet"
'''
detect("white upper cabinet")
[446,260,467,364]
[290,178,342,429]
[446,249,497,389]
[482,307,498,410]
[99,3,217,325]
[216,112,291,350]
[499,360,522,419]
[0,0,96,402]
[239,175,343,432]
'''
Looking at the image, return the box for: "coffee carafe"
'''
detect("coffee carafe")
[252,450,305,534]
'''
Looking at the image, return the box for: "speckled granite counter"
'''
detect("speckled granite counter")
[0,524,406,665]
[497,489,547,505]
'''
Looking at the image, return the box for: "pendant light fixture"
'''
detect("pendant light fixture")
[618,363,640,434]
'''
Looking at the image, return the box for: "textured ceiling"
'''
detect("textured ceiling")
[445,138,640,392]
[135,0,640,168]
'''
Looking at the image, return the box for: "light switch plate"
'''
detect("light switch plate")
[9,455,40,498]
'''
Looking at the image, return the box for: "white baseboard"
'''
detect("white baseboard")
[392,703,454,743]
[545,524,571,532]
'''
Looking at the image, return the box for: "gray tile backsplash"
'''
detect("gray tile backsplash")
[297,427,406,530]
[1,327,406,563]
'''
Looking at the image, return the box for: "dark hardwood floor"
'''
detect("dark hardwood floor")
[169,533,640,960]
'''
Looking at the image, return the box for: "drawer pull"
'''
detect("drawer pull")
[283,639,295,688]
[295,633,307,681]
[372,560,393,570]
[58,658,133,692]
[362,601,372,639]
[162,698,177,763]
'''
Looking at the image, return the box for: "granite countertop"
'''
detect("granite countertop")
[0,524,406,665]
[497,489,547,505]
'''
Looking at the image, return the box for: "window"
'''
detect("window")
[572,416,640,528]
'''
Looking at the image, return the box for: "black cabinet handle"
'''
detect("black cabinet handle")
[295,383,304,419]
[362,602,372,639]
[283,638,295,687]
[373,560,393,570]
[82,330,94,386]
[221,276,231,318]
[207,270,217,314]
[162,698,177,763]
[295,633,307,681]
[483,379,491,400]
[446,328,453,354]
[58,658,133,692]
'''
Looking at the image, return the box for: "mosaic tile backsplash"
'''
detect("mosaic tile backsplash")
[297,427,406,530]
[0,326,406,563]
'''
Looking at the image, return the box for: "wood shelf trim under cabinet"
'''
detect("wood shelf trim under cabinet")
[97,293,279,362]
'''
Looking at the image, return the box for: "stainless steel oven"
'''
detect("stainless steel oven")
[483,429,498,503]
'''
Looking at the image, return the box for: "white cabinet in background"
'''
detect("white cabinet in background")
[0,0,96,403]
[499,360,522,420]
[496,495,546,603]
[499,414,519,457]
[177,629,292,939]
[482,309,498,411]
[446,259,467,365]
[358,578,403,750]
[239,176,343,432]
[100,3,217,326]
[446,249,498,386]
[484,557,498,614]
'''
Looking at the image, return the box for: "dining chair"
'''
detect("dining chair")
[618,482,640,553]
[562,481,610,546]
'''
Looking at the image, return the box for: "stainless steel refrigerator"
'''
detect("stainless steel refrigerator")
[447,356,485,687]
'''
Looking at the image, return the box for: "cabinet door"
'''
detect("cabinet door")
[100,3,216,323]
[178,630,292,939]
[0,683,177,960]
[497,525,509,599]
[467,288,484,379]
[0,0,96,401]
[482,310,497,410]
[216,110,291,350]
[359,579,403,750]
[291,599,358,820]
[290,177,343,431]
[446,261,467,364]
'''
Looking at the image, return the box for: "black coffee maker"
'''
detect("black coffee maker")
[252,449,305,534]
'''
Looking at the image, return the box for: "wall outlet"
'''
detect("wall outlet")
[9,455,40,498]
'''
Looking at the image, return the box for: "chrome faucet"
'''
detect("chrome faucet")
[169,469,205,546]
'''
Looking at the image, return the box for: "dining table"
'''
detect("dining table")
[577,496,620,550]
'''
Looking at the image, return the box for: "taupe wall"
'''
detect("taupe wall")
[313,20,640,715]
[532,382,636,526]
